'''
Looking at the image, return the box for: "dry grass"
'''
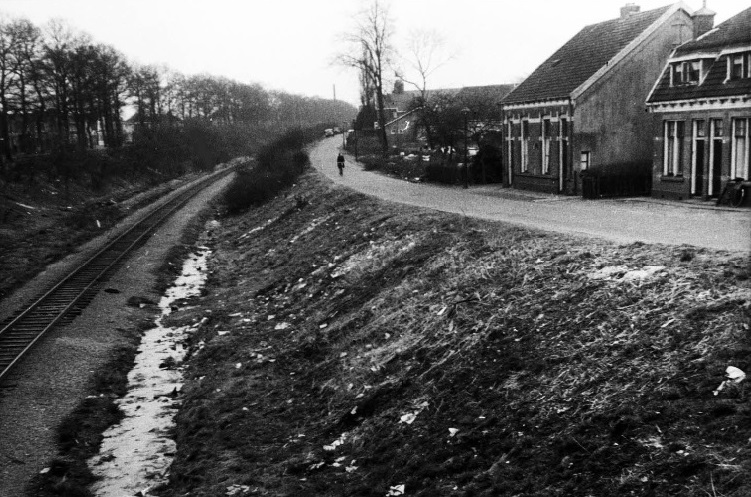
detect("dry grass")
[161,171,751,497]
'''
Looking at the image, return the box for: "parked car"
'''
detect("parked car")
[324,129,334,137]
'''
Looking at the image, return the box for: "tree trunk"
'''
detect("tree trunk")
[0,93,12,162]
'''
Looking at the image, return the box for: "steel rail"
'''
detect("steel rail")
[0,168,233,383]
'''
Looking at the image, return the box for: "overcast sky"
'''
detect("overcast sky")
[0,0,746,107]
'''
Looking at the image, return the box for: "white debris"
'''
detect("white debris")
[726,366,746,383]
[589,265,666,282]
[274,322,291,330]
[226,484,251,495]
[387,484,406,496]
[448,428,459,437]
[323,432,348,451]
[714,366,746,395]
[400,413,417,425]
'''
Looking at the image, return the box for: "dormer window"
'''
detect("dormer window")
[671,61,700,86]
[729,52,751,80]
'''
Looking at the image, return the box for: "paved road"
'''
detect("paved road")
[311,137,750,253]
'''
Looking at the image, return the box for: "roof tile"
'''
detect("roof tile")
[503,5,672,104]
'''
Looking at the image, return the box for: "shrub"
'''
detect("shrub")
[223,127,320,214]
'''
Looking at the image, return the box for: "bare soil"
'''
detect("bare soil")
[154,171,750,496]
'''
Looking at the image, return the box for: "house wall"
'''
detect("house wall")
[503,103,572,193]
[651,107,751,200]
[571,8,695,194]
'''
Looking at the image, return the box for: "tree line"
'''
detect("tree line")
[0,15,355,164]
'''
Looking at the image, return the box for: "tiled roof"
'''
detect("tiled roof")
[502,5,673,105]
[674,6,751,55]
[384,84,514,111]
[456,84,516,106]
[648,8,751,103]
[384,91,421,111]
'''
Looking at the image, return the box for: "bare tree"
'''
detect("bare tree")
[397,28,453,104]
[336,0,394,156]
[0,15,22,161]
[395,28,455,148]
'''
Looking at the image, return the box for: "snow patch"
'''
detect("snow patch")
[88,248,211,496]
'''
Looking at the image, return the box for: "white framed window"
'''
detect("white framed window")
[580,151,590,170]
[728,52,751,81]
[542,119,552,174]
[731,117,750,180]
[671,61,701,86]
[663,120,685,176]
[521,120,529,172]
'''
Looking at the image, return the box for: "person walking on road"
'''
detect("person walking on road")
[337,152,345,176]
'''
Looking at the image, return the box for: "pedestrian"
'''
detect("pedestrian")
[337,152,345,176]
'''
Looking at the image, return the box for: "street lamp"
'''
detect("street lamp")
[461,107,470,189]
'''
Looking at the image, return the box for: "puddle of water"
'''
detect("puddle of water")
[88,248,210,496]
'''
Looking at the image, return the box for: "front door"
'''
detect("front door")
[710,119,724,197]
[712,143,722,197]
[694,140,705,196]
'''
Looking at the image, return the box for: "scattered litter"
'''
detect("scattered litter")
[320,323,328,329]
[713,366,746,395]
[448,428,459,437]
[217,330,230,336]
[226,484,251,495]
[589,265,666,282]
[39,467,50,474]
[387,484,405,496]
[726,366,746,382]
[235,363,242,369]
[275,322,291,330]
[267,315,276,320]
[400,413,417,425]
[437,306,447,316]
[345,460,358,472]
[323,432,348,451]
[309,461,325,470]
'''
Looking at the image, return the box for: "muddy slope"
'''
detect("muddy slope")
[160,171,750,497]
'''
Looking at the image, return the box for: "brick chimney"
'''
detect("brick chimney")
[692,1,715,39]
[620,3,640,19]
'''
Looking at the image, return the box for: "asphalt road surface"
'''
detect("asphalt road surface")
[311,137,750,253]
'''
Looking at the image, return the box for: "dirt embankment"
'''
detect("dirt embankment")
[158,171,750,497]
[0,171,201,306]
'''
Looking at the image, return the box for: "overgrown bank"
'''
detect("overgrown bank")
[159,171,750,496]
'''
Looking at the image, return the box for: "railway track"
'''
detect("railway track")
[0,167,233,383]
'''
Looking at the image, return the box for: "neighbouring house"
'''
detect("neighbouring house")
[382,84,515,150]
[501,2,711,196]
[646,5,751,201]
[384,107,423,149]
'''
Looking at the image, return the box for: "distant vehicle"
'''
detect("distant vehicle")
[324,129,334,137]
[333,127,341,134]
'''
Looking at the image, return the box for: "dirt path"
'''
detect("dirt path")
[0,173,233,496]
[311,137,750,253]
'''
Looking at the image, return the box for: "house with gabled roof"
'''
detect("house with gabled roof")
[501,2,713,196]
[646,5,751,201]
